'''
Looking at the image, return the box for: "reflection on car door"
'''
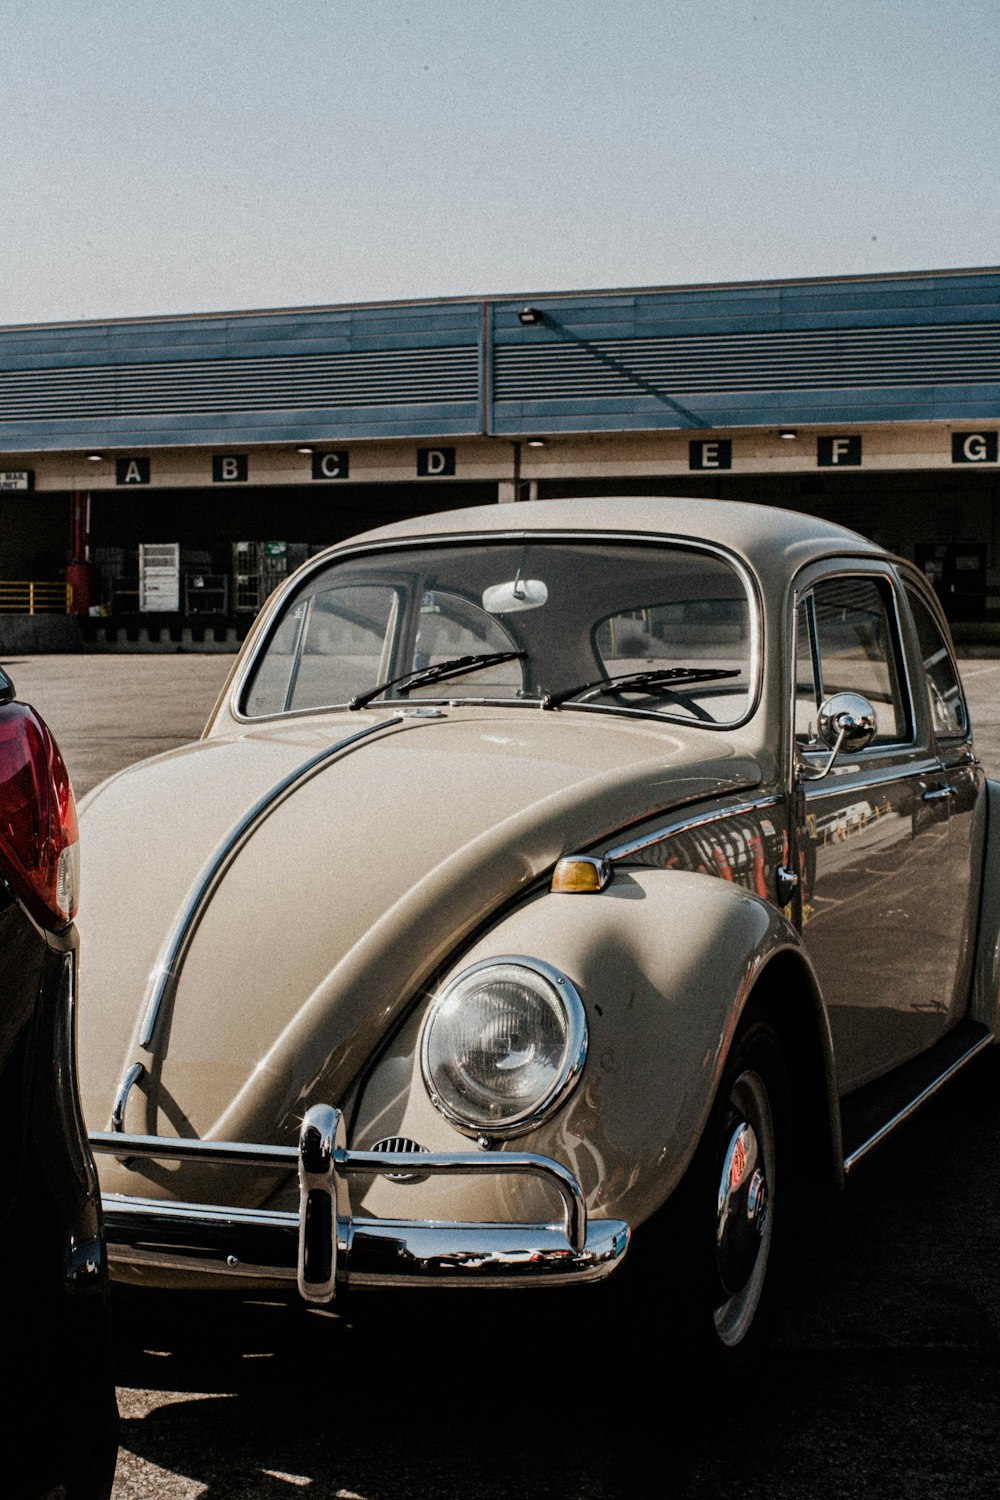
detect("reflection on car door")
[793,568,981,1093]
[903,577,983,1030]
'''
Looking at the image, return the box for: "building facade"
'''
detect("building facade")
[1,265,998,630]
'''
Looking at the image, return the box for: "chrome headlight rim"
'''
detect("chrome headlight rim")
[420,954,588,1140]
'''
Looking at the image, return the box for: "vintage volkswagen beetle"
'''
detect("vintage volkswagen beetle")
[81,497,997,1368]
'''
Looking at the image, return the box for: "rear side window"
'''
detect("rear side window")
[905,585,968,739]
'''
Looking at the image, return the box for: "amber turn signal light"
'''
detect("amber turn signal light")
[550,856,613,894]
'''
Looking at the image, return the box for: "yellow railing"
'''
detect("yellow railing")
[0,580,74,614]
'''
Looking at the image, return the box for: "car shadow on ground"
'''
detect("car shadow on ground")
[111,1055,1000,1500]
[113,1284,688,1498]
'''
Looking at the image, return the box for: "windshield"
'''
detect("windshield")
[241,537,756,727]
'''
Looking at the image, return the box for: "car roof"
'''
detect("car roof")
[330,496,884,578]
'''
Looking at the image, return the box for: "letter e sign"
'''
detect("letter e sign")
[689,440,732,471]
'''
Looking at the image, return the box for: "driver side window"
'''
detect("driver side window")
[795,576,910,748]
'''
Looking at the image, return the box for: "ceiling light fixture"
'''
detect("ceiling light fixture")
[518,306,542,325]
[86,453,104,462]
[779,429,798,441]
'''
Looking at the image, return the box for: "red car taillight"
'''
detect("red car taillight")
[0,701,79,931]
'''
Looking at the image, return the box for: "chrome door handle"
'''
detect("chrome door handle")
[922,785,957,803]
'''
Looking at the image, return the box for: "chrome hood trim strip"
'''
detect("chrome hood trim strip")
[606,792,780,863]
[138,716,403,1049]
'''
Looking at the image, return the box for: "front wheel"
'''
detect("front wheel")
[614,1008,791,1379]
[683,1010,790,1373]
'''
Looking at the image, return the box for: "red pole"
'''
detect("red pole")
[71,491,87,562]
[66,490,98,613]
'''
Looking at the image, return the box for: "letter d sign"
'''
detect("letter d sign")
[417,447,456,477]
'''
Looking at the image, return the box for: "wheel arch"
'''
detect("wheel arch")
[739,947,844,1192]
[420,866,843,1227]
[347,866,844,1233]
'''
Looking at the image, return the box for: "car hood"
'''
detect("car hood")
[77,707,761,1203]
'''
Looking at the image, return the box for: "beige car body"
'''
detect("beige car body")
[78,497,1000,1311]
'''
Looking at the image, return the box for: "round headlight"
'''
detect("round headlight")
[420,956,587,1138]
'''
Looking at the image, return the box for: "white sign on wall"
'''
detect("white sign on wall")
[0,470,33,491]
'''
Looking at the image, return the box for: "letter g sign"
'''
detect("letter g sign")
[952,432,998,464]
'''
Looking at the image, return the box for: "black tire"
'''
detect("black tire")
[618,1007,791,1382]
[679,1009,790,1374]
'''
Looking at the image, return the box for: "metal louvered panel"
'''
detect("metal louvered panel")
[495,323,1000,399]
[369,1136,430,1182]
[0,345,479,421]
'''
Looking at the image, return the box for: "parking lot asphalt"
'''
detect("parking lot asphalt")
[6,651,1000,1499]
[0,652,234,797]
[6,651,1000,795]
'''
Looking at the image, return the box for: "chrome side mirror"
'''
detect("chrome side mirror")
[804,692,878,781]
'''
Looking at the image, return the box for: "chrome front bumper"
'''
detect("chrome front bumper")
[90,1105,630,1300]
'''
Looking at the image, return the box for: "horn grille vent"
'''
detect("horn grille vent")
[370,1136,429,1182]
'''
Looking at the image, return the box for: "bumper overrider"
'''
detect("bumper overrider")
[89,1105,630,1300]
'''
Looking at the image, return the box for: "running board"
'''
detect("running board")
[841,1020,993,1176]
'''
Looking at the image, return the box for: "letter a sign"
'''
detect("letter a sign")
[116,457,150,485]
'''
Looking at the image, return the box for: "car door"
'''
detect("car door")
[900,573,983,1029]
[791,562,979,1093]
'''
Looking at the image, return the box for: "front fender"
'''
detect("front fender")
[347,868,830,1233]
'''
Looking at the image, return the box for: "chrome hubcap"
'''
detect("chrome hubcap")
[712,1068,775,1347]
[715,1120,768,1294]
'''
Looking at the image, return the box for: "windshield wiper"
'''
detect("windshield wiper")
[349,650,526,710]
[543,666,740,711]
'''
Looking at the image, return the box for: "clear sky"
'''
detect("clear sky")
[4,0,998,325]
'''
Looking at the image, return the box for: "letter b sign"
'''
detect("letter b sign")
[212,454,248,482]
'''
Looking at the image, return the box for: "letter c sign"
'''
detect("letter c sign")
[312,451,350,480]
